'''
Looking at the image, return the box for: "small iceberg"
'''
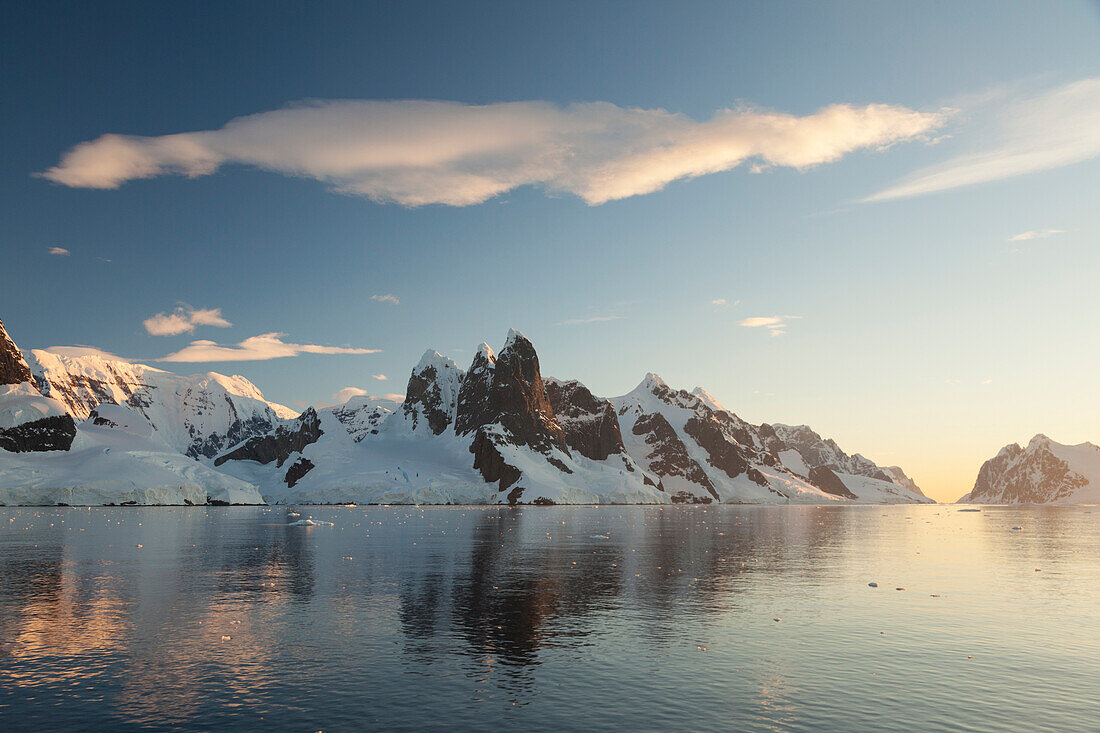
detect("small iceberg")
[288,519,334,526]
[590,534,609,539]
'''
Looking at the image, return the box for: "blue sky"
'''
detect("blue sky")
[2,1,1098,500]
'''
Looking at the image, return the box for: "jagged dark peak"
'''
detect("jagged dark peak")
[544,377,626,461]
[0,317,34,386]
[455,330,566,454]
[402,349,463,435]
[454,344,496,435]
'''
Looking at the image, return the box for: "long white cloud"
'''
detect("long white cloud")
[158,332,380,362]
[40,99,942,206]
[866,77,1100,202]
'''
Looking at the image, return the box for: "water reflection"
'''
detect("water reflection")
[1,505,1098,731]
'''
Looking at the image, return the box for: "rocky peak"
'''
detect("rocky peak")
[544,377,625,461]
[0,317,34,386]
[402,349,463,435]
[455,331,565,452]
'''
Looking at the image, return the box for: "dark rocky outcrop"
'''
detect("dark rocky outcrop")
[214,407,323,470]
[0,318,33,386]
[455,332,568,455]
[544,378,625,461]
[632,412,717,500]
[284,457,315,488]
[470,428,522,492]
[0,414,77,452]
[454,345,496,435]
[808,465,857,499]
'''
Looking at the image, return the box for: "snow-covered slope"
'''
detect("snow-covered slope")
[26,349,297,458]
[0,402,262,506]
[961,434,1100,504]
[323,394,401,442]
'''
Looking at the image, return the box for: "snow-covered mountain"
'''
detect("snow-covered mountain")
[1,314,931,506]
[26,348,297,458]
[960,434,1100,504]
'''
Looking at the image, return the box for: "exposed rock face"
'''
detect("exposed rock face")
[544,378,625,461]
[284,457,315,488]
[214,407,323,470]
[965,435,1099,504]
[453,344,496,436]
[683,414,766,487]
[631,411,716,500]
[402,351,463,435]
[0,318,33,386]
[0,414,77,452]
[456,332,567,453]
[470,428,522,492]
[808,465,857,499]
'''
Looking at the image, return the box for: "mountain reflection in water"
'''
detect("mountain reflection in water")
[1,505,1098,732]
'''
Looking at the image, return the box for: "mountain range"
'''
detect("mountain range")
[0,316,933,506]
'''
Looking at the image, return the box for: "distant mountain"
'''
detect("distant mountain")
[25,347,296,458]
[960,434,1100,504]
[1,314,931,506]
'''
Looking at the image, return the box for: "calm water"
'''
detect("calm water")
[1,505,1097,732]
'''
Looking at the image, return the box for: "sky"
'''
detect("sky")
[2,1,1099,502]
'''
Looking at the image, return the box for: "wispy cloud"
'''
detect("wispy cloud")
[866,77,1100,201]
[712,298,740,307]
[158,333,380,362]
[334,386,403,404]
[556,315,625,326]
[371,373,388,381]
[740,315,801,337]
[334,387,368,403]
[1009,228,1065,242]
[143,306,232,336]
[48,246,70,256]
[41,98,943,207]
[370,294,400,305]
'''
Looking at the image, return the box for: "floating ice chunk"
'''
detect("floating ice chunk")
[590,534,609,539]
[288,519,334,526]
